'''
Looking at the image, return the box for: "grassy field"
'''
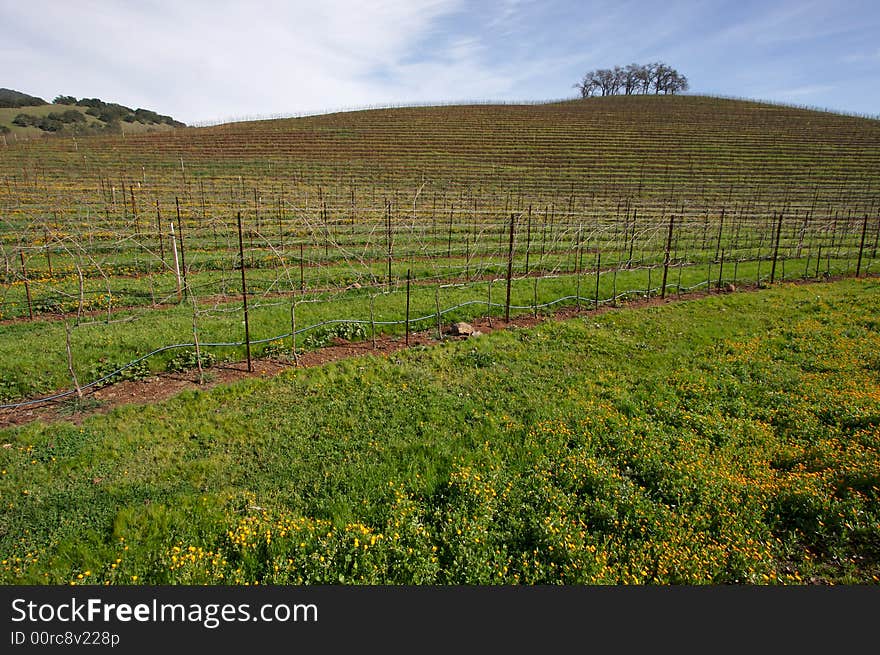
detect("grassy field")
[1,95,878,586]
[1,278,878,585]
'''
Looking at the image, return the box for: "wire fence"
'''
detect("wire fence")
[0,262,866,412]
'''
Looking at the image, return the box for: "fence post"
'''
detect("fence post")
[20,251,33,320]
[237,211,253,372]
[505,213,515,322]
[170,222,182,302]
[65,322,82,400]
[714,206,725,262]
[44,228,53,278]
[873,211,880,259]
[677,259,683,297]
[533,276,539,318]
[300,242,305,294]
[525,204,532,275]
[594,251,601,308]
[387,201,394,289]
[176,197,189,299]
[131,187,139,236]
[770,210,783,284]
[156,199,165,266]
[628,209,636,267]
[278,194,285,255]
[575,225,582,311]
[661,214,675,299]
[191,294,204,385]
[612,267,618,306]
[290,302,299,366]
[405,269,411,346]
[370,294,377,349]
[487,279,493,328]
[435,286,442,340]
[857,214,868,277]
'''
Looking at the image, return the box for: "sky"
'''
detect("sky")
[2,0,879,125]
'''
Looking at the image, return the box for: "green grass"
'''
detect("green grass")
[1,278,878,584]
[2,256,864,403]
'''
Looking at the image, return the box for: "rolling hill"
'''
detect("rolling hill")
[2,94,877,209]
[0,88,185,139]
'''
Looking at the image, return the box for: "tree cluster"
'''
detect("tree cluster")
[12,109,87,132]
[0,88,47,108]
[574,63,688,98]
[56,96,185,127]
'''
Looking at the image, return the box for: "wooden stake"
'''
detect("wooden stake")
[487,279,493,328]
[387,201,393,289]
[191,295,204,385]
[505,213,515,322]
[525,204,532,274]
[130,186,139,235]
[435,287,442,340]
[770,210,783,284]
[75,263,84,323]
[237,212,253,372]
[20,251,33,320]
[155,199,165,265]
[661,214,675,299]
[170,222,182,302]
[857,214,868,277]
[370,294,377,349]
[290,302,299,365]
[300,242,305,294]
[533,276,539,318]
[176,197,189,299]
[405,269,411,346]
[65,322,82,399]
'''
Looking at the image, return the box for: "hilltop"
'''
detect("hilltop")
[0,88,185,139]
[5,93,877,209]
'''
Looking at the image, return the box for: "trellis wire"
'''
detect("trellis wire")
[0,273,785,412]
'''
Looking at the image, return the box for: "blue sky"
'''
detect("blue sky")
[2,0,878,124]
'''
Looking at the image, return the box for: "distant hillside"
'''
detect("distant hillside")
[3,93,878,212]
[0,88,185,139]
[0,88,48,108]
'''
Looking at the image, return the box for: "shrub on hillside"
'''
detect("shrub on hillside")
[11,113,38,127]
[47,110,86,124]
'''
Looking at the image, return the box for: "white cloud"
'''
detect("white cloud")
[1,0,473,123]
[2,1,877,123]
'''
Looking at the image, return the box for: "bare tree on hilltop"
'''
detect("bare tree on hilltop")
[574,62,689,98]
